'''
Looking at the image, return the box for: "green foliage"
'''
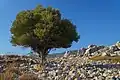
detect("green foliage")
[10,5,80,63]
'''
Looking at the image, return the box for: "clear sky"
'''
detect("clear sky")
[0,0,120,55]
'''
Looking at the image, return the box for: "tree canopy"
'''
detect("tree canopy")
[10,5,80,64]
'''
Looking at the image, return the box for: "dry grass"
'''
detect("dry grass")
[19,73,38,80]
[0,71,38,80]
[0,62,40,80]
[89,56,120,62]
[0,63,21,80]
[0,68,19,80]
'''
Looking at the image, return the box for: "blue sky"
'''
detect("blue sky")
[0,0,120,55]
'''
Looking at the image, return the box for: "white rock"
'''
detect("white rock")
[20,64,24,67]
[94,77,98,80]
[69,71,73,75]
[103,73,107,77]
[54,76,59,80]
[107,70,111,73]
[101,52,107,56]
[114,51,120,56]
[110,53,117,57]
[56,70,59,73]
[38,74,42,78]
[41,73,46,77]
[49,70,56,77]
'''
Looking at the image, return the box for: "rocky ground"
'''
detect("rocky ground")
[0,42,120,80]
[0,55,120,80]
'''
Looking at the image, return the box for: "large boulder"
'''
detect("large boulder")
[101,52,107,56]
[77,48,87,56]
[87,44,97,49]
[97,45,105,50]
[115,41,120,49]
[109,45,119,52]
[114,51,120,56]
[64,51,70,58]
[84,45,99,56]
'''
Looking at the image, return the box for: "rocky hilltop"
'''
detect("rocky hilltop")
[0,42,120,80]
[68,41,120,57]
[84,41,120,57]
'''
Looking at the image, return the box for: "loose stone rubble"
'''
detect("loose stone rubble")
[0,42,120,80]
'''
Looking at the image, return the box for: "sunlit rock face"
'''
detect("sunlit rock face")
[83,41,120,57]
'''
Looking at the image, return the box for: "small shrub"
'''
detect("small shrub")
[0,71,15,80]
[0,63,21,80]
[33,64,43,71]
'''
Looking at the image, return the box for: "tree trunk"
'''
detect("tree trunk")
[37,49,48,65]
[40,52,46,65]
[41,53,44,65]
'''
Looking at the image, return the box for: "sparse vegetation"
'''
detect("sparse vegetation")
[0,63,20,80]
[89,56,120,62]
[19,74,38,80]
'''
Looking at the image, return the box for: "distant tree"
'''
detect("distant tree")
[10,5,80,65]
